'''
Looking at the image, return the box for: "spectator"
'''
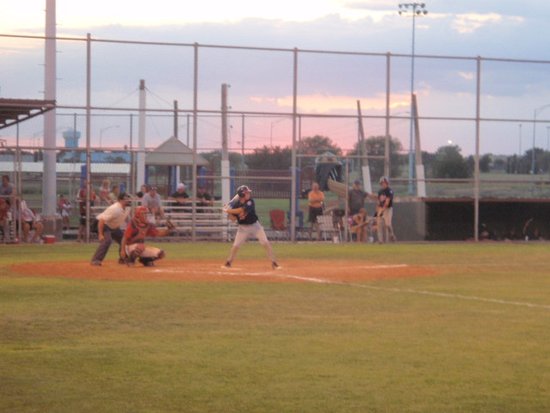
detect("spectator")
[0,197,10,243]
[142,186,164,221]
[307,182,325,240]
[17,199,44,243]
[170,183,190,211]
[98,179,111,205]
[368,176,396,244]
[58,194,72,230]
[350,208,369,243]
[1,175,15,206]
[136,184,149,199]
[348,179,367,216]
[196,185,213,213]
[108,184,120,204]
[77,181,97,242]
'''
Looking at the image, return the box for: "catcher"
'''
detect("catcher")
[120,206,175,267]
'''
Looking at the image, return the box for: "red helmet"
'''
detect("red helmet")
[133,206,149,227]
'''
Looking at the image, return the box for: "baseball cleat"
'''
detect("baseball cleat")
[90,261,102,266]
[221,261,232,269]
[272,261,281,270]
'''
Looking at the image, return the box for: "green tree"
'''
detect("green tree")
[432,145,471,179]
[298,135,342,168]
[244,145,292,170]
[200,150,247,172]
[479,154,492,173]
[524,148,548,174]
[348,135,403,179]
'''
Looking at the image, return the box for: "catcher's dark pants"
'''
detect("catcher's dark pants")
[91,226,123,263]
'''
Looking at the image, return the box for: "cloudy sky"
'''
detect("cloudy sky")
[2,0,550,155]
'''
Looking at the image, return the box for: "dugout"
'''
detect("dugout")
[393,198,550,241]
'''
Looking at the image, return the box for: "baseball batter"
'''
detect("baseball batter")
[223,185,280,270]
[120,206,174,267]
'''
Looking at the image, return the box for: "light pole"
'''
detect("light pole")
[518,123,522,156]
[546,126,550,152]
[398,2,428,194]
[99,125,119,148]
[517,123,522,174]
[530,104,550,174]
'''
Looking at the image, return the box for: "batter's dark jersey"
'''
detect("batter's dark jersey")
[378,187,394,208]
[230,198,259,225]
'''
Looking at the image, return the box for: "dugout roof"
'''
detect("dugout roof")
[0,98,56,130]
[146,136,209,166]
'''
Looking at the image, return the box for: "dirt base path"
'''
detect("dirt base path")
[11,259,436,283]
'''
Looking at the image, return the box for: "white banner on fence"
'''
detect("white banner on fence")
[362,166,372,194]
[416,164,426,197]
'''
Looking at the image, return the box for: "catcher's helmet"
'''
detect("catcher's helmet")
[237,185,252,198]
[133,206,149,227]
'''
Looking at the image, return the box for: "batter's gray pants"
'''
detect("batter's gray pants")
[226,222,275,263]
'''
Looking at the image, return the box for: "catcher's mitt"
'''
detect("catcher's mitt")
[165,219,176,230]
[163,219,177,234]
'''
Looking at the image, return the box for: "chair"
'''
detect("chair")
[316,214,341,242]
[269,209,288,240]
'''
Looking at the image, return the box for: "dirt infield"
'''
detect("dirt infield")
[11,259,436,283]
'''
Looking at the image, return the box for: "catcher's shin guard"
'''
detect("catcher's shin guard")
[127,250,141,266]
[139,257,155,267]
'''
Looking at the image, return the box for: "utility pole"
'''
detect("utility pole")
[136,79,146,189]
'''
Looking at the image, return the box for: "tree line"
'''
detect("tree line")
[202,135,550,179]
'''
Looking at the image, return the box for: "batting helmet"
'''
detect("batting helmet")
[236,185,252,198]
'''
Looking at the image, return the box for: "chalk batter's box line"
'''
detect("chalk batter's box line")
[219,269,550,311]
[152,265,550,311]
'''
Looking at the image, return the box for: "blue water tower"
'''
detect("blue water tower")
[63,129,81,148]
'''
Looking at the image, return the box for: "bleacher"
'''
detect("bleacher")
[85,199,236,242]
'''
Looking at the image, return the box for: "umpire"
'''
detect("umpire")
[91,192,132,266]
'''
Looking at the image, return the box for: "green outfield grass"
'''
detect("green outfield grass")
[1,242,549,413]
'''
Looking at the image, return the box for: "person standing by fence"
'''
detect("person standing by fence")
[368,176,396,244]
[307,182,325,240]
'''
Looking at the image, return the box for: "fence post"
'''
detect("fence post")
[385,52,391,178]
[474,56,481,242]
[290,48,299,242]
[85,33,92,243]
[192,43,199,242]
